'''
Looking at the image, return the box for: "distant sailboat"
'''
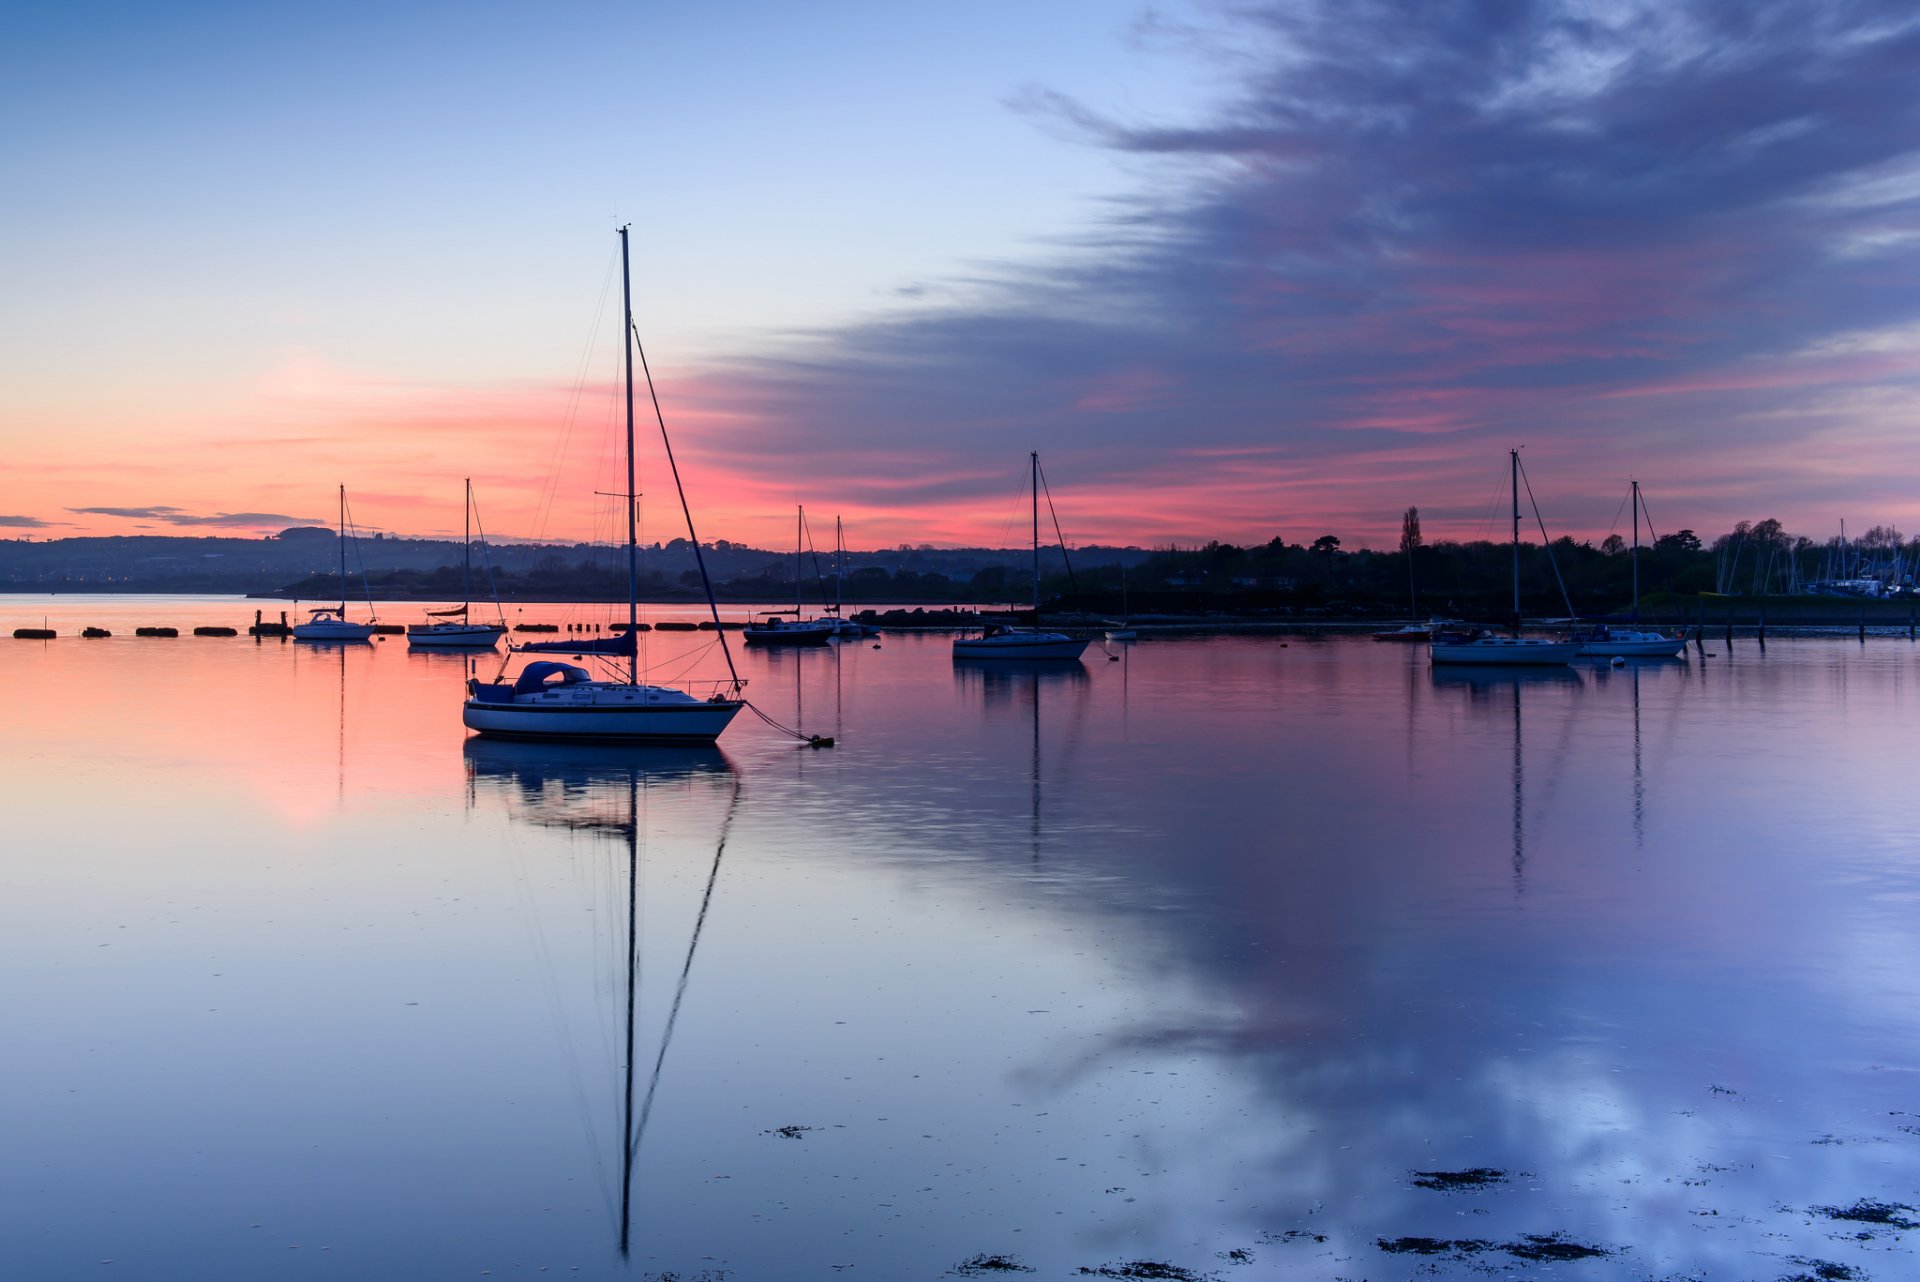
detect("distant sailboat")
[1429,452,1581,666]
[1577,480,1686,659]
[291,485,376,642]
[743,506,835,646]
[954,452,1089,662]
[408,480,506,649]
[809,515,876,637]
[462,227,746,744]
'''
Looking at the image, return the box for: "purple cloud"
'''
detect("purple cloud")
[67,506,323,527]
[688,0,1920,545]
[0,515,54,528]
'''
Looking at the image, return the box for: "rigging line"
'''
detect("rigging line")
[468,489,509,629]
[533,247,621,544]
[340,493,378,612]
[631,319,742,695]
[1516,455,1576,619]
[800,510,833,608]
[629,775,742,1164]
[1044,460,1090,625]
[1602,491,1630,546]
[741,696,833,746]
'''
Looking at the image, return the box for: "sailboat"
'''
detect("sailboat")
[407,479,506,649]
[953,452,1090,661]
[1576,480,1686,658]
[743,506,836,645]
[291,485,376,642]
[808,515,876,637]
[462,227,746,744]
[1429,451,1582,666]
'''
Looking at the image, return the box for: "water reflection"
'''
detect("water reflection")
[465,738,738,1259]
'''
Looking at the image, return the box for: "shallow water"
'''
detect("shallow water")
[5,595,1920,1280]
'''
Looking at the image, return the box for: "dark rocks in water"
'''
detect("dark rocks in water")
[134,626,178,637]
[1256,1230,1325,1245]
[15,627,57,639]
[1780,1260,1861,1282]
[952,1253,1035,1275]
[193,626,238,637]
[765,1124,813,1139]
[82,627,111,638]
[1411,1166,1510,1191]
[1812,1199,1920,1229]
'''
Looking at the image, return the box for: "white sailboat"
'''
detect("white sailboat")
[462,227,746,744]
[809,515,876,636]
[954,452,1089,662]
[291,485,377,642]
[1577,480,1686,658]
[408,479,506,649]
[1430,452,1582,666]
[743,506,836,645]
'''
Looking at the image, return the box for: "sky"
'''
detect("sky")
[4,0,1919,551]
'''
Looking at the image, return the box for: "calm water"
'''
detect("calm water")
[5,595,1920,1280]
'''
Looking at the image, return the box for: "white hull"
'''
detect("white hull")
[408,623,504,648]
[464,682,742,743]
[953,632,1089,661]
[1105,629,1137,642]
[292,618,373,642]
[1577,630,1686,658]
[1429,636,1581,666]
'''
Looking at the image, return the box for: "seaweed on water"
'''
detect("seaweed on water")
[1505,1233,1612,1261]
[952,1254,1035,1275]
[1075,1262,1217,1280]
[1378,1237,1494,1256]
[1378,1234,1610,1262]
[1780,1259,1863,1282]
[765,1124,815,1139]
[1812,1200,1920,1230]
[1410,1167,1510,1191]
[1256,1229,1326,1245]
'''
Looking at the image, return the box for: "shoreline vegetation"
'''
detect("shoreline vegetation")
[6,518,1917,630]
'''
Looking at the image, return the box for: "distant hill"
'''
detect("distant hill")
[0,532,1149,599]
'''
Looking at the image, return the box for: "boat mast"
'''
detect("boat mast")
[337,483,348,612]
[1630,479,1640,623]
[1031,451,1040,623]
[835,516,844,618]
[620,226,639,685]
[795,505,804,617]
[462,477,473,613]
[1510,448,1520,632]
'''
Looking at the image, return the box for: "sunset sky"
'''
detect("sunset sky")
[5,0,1919,551]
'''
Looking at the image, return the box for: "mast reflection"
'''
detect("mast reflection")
[1429,666,1581,895]
[463,738,738,1257]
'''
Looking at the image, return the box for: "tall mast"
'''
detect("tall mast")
[620,226,638,684]
[795,506,803,615]
[1510,448,1520,631]
[462,477,472,611]
[1031,451,1040,621]
[337,483,347,611]
[835,515,844,617]
[1630,480,1640,623]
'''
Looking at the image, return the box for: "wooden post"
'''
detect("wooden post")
[1757,598,1766,647]
[1724,600,1734,646]
[1694,598,1706,653]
